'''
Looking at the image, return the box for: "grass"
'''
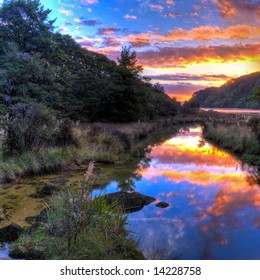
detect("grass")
[10,165,144,260]
[203,118,260,166]
[0,117,179,184]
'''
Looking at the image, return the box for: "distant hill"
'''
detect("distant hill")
[189,72,260,109]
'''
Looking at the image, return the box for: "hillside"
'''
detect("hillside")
[0,0,179,123]
[189,72,260,109]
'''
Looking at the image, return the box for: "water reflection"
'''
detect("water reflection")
[106,126,260,259]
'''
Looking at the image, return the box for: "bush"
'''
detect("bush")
[1,104,55,157]
[54,119,79,148]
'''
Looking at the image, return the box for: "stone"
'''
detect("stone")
[103,191,156,213]
[155,201,169,208]
[9,246,45,260]
[32,182,61,198]
[0,223,23,242]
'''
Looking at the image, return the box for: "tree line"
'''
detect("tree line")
[0,0,180,123]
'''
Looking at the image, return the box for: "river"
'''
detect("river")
[0,125,260,260]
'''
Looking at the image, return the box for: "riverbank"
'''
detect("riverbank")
[8,165,145,260]
[0,117,178,185]
[203,116,260,166]
[2,111,259,260]
[1,117,181,260]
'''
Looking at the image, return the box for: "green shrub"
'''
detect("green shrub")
[1,104,55,157]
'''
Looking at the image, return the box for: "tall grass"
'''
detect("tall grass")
[0,117,179,184]
[203,119,260,165]
[12,163,144,260]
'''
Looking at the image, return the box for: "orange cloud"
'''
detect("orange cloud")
[137,44,260,68]
[211,0,260,20]
[97,27,120,35]
[165,24,260,41]
[163,83,205,101]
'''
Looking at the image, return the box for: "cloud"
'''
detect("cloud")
[95,24,260,56]
[163,83,205,101]
[149,4,164,12]
[129,37,151,48]
[164,24,260,41]
[148,73,234,81]
[76,37,102,48]
[102,37,121,47]
[165,12,183,18]
[166,0,175,5]
[97,27,121,35]
[83,19,101,26]
[211,0,260,21]
[81,0,99,4]
[58,26,69,32]
[137,44,260,68]
[75,19,101,26]
[59,9,73,16]
[124,14,138,20]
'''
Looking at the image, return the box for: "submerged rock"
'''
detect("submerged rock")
[0,223,23,242]
[155,202,169,208]
[103,191,156,213]
[32,182,61,198]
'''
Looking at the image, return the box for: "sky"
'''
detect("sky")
[2,0,260,101]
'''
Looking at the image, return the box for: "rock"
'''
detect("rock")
[26,209,48,233]
[9,246,45,260]
[155,202,169,208]
[95,159,115,164]
[103,191,156,213]
[0,223,23,242]
[32,182,61,198]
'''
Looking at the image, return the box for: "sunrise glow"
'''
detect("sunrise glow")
[32,0,260,101]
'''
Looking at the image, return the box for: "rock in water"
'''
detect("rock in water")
[0,223,23,242]
[103,191,156,213]
[155,202,169,208]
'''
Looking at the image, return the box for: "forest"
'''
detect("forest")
[0,0,179,124]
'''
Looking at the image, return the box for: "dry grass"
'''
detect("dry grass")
[203,117,260,165]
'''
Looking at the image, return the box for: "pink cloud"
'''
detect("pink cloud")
[124,14,137,20]
[81,0,99,4]
[149,4,164,12]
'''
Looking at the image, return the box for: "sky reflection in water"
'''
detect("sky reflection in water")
[106,126,260,260]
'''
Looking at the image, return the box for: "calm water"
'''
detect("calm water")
[201,108,260,114]
[103,126,260,260]
[1,125,260,260]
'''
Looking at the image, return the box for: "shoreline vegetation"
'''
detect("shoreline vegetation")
[0,117,181,185]
[203,114,260,167]
[2,110,259,260]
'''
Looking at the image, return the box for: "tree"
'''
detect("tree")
[0,47,63,113]
[118,46,143,78]
[253,86,260,100]
[0,0,55,53]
